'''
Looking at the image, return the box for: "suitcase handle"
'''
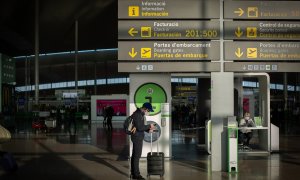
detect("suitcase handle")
[150,131,159,155]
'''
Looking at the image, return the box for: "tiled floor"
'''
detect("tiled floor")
[0,121,300,180]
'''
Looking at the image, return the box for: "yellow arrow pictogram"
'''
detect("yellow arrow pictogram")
[128,48,137,58]
[234,8,244,16]
[235,27,243,38]
[128,28,138,37]
[235,48,243,58]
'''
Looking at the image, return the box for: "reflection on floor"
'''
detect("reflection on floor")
[0,121,300,179]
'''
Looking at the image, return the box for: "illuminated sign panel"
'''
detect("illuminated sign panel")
[224,1,300,19]
[224,21,300,40]
[118,41,220,61]
[119,20,220,40]
[224,42,300,61]
[1,55,15,84]
[119,0,220,19]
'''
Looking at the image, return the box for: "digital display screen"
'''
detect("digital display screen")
[96,99,127,116]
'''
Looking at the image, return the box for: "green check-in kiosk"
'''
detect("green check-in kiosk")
[228,116,238,173]
[129,74,172,158]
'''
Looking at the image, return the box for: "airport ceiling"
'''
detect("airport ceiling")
[0,0,117,57]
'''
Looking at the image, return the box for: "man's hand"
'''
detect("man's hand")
[150,123,156,130]
[149,123,156,133]
[130,127,136,134]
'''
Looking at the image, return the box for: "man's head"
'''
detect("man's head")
[244,112,250,120]
[141,102,154,115]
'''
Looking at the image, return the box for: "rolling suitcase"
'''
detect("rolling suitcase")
[147,132,164,177]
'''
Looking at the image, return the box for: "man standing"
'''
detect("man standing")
[68,106,77,135]
[102,106,107,128]
[130,102,155,180]
[106,106,114,131]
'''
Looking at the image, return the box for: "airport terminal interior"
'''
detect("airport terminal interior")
[1,0,300,179]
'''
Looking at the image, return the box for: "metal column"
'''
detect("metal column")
[34,0,39,105]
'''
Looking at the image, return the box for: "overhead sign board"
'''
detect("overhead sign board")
[225,62,300,72]
[118,1,300,73]
[118,0,220,19]
[1,55,15,84]
[118,41,220,61]
[118,62,221,72]
[224,21,300,40]
[224,42,300,61]
[119,20,220,40]
[224,1,300,19]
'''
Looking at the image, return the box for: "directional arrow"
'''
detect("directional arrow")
[235,27,243,38]
[129,48,137,58]
[235,48,243,58]
[234,8,244,16]
[128,27,138,37]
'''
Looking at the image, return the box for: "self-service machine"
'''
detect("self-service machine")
[227,116,238,173]
[129,74,172,158]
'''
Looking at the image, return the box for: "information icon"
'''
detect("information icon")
[128,6,139,17]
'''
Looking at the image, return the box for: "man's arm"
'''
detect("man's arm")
[249,119,256,127]
[132,113,150,132]
[239,119,246,127]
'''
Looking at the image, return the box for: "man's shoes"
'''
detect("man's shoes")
[131,175,145,180]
